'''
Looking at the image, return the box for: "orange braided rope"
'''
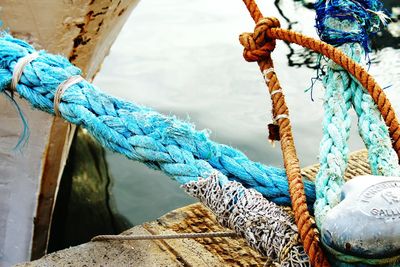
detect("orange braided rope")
[239,16,330,267]
[240,0,400,266]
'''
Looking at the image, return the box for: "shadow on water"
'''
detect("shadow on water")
[48,129,131,252]
[48,0,400,251]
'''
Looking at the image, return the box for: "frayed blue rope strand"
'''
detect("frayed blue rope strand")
[314,0,389,52]
[0,64,30,150]
[0,32,316,207]
[2,91,30,150]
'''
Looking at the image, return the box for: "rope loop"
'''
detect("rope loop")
[254,17,280,41]
[239,17,280,62]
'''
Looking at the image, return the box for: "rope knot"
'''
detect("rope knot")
[239,17,280,62]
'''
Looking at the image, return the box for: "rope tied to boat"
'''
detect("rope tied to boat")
[0,1,398,265]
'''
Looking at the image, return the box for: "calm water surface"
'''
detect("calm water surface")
[93,0,400,226]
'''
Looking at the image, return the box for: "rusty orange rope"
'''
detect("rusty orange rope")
[241,0,400,166]
[240,0,400,266]
[239,17,330,267]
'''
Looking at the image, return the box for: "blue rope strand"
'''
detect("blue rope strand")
[2,91,30,150]
[0,32,316,207]
[315,0,389,52]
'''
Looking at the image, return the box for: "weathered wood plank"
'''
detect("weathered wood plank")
[17,203,267,267]
[16,150,370,266]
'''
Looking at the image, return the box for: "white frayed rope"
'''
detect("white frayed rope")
[182,173,310,266]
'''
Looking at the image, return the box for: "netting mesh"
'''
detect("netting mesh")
[183,173,310,266]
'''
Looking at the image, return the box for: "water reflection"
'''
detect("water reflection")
[93,0,400,227]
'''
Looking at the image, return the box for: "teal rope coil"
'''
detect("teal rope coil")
[0,32,316,207]
[314,0,400,227]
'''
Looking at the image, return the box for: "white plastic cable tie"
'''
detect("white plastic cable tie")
[53,75,84,116]
[273,114,289,123]
[270,89,282,96]
[11,52,40,91]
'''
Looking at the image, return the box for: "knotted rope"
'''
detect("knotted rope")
[0,2,398,264]
[240,3,329,266]
[240,17,279,62]
[239,0,400,265]
[238,3,400,162]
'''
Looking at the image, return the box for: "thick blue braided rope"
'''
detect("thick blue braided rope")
[314,0,400,227]
[0,32,316,207]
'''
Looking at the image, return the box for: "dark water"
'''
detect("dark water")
[93,0,400,226]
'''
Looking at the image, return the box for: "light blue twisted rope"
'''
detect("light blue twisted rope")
[314,43,353,227]
[0,32,316,207]
[314,0,400,227]
[351,67,400,177]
